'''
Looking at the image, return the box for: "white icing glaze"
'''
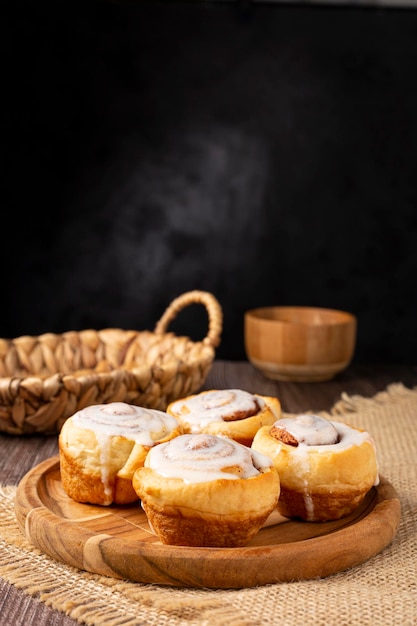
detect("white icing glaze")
[273,415,375,455]
[303,494,315,520]
[276,414,339,446]
[96,434,112,503]
[169,389,264,433]
[72,402,179,447]
[70,402,179,504]
[145,433,272,484]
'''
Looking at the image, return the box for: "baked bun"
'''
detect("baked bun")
[59,402,182,506]
[132,433,280,547]
[252,414,379,522]
[166,389,281,446]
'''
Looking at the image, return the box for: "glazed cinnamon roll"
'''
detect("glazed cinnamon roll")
[166,389,281,446]
[132,433,280,547]
[252,414,379,522]
[59,402,182,505]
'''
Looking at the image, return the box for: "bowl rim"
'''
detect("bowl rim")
[244,305,356,327]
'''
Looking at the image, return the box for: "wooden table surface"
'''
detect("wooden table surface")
[1,360,416,626]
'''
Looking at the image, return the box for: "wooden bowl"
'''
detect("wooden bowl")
[244,306,357,382]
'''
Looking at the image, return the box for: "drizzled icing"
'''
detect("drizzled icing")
[145,433,272,484]
[70,402,180,504]
[72,402,179,446]
[272,414,374,453]
[169,389,263,433]
[274,415,339,446]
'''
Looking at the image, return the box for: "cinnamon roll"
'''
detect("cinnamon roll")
[166,389,281,446]
[132,433,280,547]
[59,402,182,506]
[252,414,379,522]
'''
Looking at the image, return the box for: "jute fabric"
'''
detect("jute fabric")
[1,383,416,626]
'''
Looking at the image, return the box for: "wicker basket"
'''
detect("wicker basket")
[0,291,222,435]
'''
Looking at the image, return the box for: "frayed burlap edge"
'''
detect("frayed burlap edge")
[1,382,417,626]
[330,382,417,416]
[282,382,417,421]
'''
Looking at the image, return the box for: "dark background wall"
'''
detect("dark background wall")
[3,0,417,364]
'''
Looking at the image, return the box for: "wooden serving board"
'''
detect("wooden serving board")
[14,456,401,589]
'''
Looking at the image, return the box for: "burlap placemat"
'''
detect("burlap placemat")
[1,383,417,626]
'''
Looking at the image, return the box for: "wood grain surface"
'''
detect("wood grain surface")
[14,455,401,589]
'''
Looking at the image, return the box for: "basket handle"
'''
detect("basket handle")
[154,290,223,348]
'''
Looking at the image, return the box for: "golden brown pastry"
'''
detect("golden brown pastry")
[59,402,182,506]
[252,413,379,522]
[166,388,281,446]
[132,433,280,547]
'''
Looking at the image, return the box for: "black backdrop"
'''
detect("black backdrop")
[3,0,417,364]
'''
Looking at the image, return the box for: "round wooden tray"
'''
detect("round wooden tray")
[14,456,401,589]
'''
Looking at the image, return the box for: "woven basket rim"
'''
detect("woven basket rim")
[0,329,215,382]
[0,291,223,435]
